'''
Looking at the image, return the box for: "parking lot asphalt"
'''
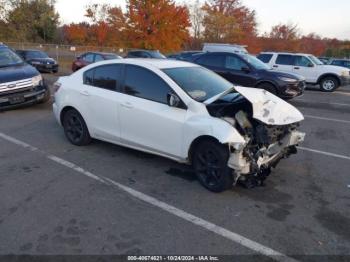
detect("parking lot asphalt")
[0,74,349,261]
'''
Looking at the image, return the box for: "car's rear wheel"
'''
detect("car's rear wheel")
[320,76,338,92]
[257,82,278,96]
[62,109,91,146]
[193,140,233,192]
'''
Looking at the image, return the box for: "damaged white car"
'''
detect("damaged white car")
[53,59,305,192]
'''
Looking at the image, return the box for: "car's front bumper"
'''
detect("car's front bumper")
[279,81,306,99]
[340,75,350,86]
[0,84,48,110]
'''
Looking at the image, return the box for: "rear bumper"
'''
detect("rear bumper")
[0,84,48,110]
[33,64,59,72]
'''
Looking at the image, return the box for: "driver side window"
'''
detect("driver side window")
[295,56,312,67]
[225,55,248,70]
[124,65,173,104]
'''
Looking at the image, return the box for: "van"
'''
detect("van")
[203,43,248,54]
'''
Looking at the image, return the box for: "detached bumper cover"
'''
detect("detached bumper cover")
[228,130,305,175]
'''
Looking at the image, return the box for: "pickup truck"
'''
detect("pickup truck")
[257,52,350,92]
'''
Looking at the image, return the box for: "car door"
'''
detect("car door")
[81,64,123,142]
[293,55,317,82]
[272,54,295,73]
[195,53,226,76]
[223,54,256,87]
[118,64,186,158]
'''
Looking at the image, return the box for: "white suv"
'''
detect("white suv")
[257,52,350,92]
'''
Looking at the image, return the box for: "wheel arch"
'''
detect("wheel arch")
[188,135,224,164]
[317,73,340,86]
[255,80,279,93]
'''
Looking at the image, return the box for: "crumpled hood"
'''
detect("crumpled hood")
[205,86,304,125]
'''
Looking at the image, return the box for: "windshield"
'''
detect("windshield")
[163,66,234,102]
[150,51,166,59]
[0,48,23,67]
[241,54,270,70]
[26,51,48,59]
[308,55,323,65]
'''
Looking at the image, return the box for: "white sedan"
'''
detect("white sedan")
[53,59,305,192]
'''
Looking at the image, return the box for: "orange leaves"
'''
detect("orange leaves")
[63,23,89,45]
[124,0,191,52]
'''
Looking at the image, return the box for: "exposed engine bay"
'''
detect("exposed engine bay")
[207,93,305,188]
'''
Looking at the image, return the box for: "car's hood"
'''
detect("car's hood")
[0,63,39,83]
[204,86,304,125]
[263,69,306,81]
[318,64,349,73]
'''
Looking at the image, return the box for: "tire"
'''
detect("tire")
[193,140,233,192]
[257,83,278,96]
[62,109,91,146]
[320,76,339,92]
[53,69,58,74]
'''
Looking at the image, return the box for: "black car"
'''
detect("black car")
[16,49,59,73]
[328,58,350,69]
[0,45,49,110]
[125,49,166,59]
[167,51,203,61]
[189,52,305,99]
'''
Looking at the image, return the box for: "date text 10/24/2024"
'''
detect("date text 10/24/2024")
[127,256,219,261]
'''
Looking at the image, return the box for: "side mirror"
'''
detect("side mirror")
[241,66,250,73]
[167,93,181,107]
[308,63,314,67]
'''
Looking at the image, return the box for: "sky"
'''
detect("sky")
[55,0,350,40]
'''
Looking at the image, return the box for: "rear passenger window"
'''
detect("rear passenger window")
[124,65,172,104]
[196,55,225,68]
[257,54,273,63]
[83,53,94,63]
[84,64,122,91]
[94,54,104,62]
[276,55,294,65]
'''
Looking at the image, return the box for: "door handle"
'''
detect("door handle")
[121,102,134,109]
[294,67,300,69]
[273,65,278,68]
[79,90,90,96]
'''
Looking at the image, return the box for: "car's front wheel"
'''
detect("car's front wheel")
[193,140,233,192]
[62,109,91,146]
[320,76,338,92]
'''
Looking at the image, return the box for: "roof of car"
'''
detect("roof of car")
[260,52,312,56]
[99,58,197,69]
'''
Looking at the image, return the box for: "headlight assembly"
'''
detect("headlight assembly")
[278,76,297,82]
[341,70,350,77]
[32,75,43,87]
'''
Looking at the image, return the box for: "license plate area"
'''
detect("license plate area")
[9,95,25,104]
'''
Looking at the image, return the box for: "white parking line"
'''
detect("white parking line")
[298,147,350,161]
[294,99,350,107]
[304,115,350,124]
[0,131,298,262]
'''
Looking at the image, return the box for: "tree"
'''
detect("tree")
[299,33,326,56]
[6,0,59,42]
[202,0,257,49]
[122,0,191,52]
[63,23,90,45]
[188,0,204,48]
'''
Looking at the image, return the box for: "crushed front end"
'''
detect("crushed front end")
[205,86,305,188]
[227,111,305,187]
